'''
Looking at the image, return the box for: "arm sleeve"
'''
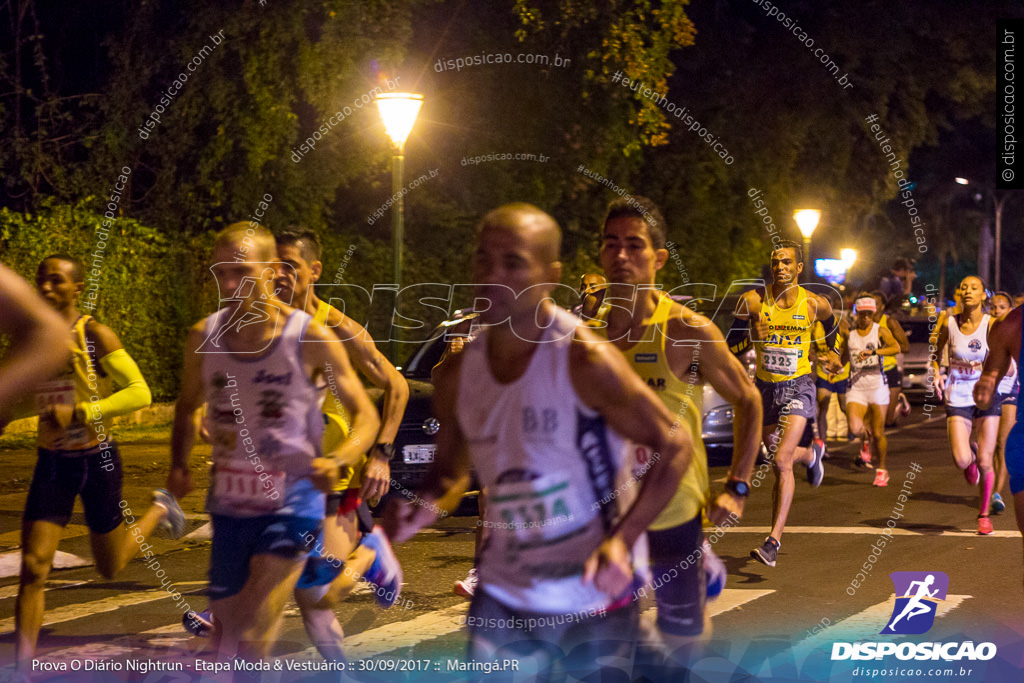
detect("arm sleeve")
[821,314,840,353]
[79,349,152,420]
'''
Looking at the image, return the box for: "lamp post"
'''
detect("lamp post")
[954,177,1008,291]
[793,209,821,271]
[374,91,423,362]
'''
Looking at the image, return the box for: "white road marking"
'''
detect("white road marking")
[0,549,92,579]
[0,579,87,601]
[715,525,1020,538]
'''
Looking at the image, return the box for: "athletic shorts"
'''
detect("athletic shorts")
[884,368,903,390]
[1007,421,1024,494]
[945,398,1004,420]
[1000,392,1018,408]
[647,514,705,636]
[816,374,848,394]
[294,490,362,590]
[847,381,890,407]
[757,375,817,427]
[24,444,123,534]
[209,514,320,601]
[466,586,638,677]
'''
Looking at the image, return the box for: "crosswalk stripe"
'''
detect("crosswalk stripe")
[715,525,1020,538]
[0,579,87,601]
[0,549,92,579]
[0,581,207,633]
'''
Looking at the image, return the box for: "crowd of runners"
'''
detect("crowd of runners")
[0,197,1022,678]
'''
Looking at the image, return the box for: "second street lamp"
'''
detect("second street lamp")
[374,91,423,362]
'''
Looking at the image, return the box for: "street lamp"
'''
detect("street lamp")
[375,91,423,362]
[793,209,821,270]
[955,177,1008,291]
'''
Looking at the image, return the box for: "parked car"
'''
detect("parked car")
[893,315,933,397]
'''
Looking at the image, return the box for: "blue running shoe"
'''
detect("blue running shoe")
[153,489,186,538]
[991,492,1006,514]
[182,608,213,637]
[806,441,825,487]
[361,526,403,608]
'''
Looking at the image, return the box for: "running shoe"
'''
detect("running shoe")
[361,526,403,608]
[153,489,186,538]
[703,540,726,599]
[977,515,993,535]
[813,437,830,461]
[897,393,911,418]
[182,608,213,637]
[750,536,780,567]
[873,468,890,487]
[806,441,825,487]
[992,492,1006,514]
[855,440,873,469]
[454,568,478,598]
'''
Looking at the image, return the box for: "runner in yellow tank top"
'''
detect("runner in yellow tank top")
[872,293,912,427]
[732,240,841,568]
[598,196,761,660]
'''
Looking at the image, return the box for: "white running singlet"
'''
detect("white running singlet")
[945,314,990,408]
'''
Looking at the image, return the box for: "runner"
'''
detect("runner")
[872,291,912,428]
[166,223,380,660]
[732,240,841,567]
[7,255,185,674]
[812,292,849,452]
[573,272,608,321]
[988,291,1018,515]
[180,229,408,660]
[974,303,1023,580]
[0,261,68,412]
[931,275,999,535]
[384,203,690,679]
[276,228,408,660]
[843,295,901,486]
[595,196,761,657]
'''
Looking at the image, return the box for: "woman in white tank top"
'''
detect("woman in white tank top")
[931,276,1000,535]
[843,296,900,486]
[990,291,1020,515]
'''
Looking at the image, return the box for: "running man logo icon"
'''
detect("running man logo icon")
[881,571,949,635]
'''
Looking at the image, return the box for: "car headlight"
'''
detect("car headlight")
[703,405,734,428]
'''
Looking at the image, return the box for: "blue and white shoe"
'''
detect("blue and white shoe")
[703,540,726,600]
[991,492,1006,514]
[806,441,825,487]
[182,608,213,637]
[153,489,186,538]
[361,526,403,608]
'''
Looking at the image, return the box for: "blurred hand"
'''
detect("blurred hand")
[582,534,633,598]
[166,465,193,499]
[361,452,391,505]
[382,496,437,543]
[708,491,745,526]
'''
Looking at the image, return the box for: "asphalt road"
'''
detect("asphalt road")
[1,411,1022,682]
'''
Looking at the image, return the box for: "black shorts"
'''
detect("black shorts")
[647,515,705,636]
[24,443,123,534]
[884,368,903,390]
[466,586,638,678]
[945,400,1003,420]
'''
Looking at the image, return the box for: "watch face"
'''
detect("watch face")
[729,480,750,496]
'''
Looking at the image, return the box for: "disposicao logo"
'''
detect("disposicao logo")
[882,571,948,635]
[831,571,997,662]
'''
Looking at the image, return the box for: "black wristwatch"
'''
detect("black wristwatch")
[372,442,396,460]
[725,479,750,498]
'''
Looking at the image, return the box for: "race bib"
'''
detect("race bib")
[489,472,581,564]
[36,380,74,413]
[212,463,285,512]
[762,346,800,375]
[851,353,881,371]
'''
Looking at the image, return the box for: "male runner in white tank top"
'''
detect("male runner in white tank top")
[166,223,379,661]
[385,204,690,680]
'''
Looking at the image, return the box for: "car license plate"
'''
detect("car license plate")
[403,444,436,464]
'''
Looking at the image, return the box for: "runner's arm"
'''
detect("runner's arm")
[383,351,471,542]
[929,314,949,400]
[886,317,910,353]
[168,323,206,498]
[0,262,69,414]
[975,308,1022,409]
[76,320,152,422]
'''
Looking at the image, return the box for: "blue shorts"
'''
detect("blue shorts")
[295,493,351,590]
[647,515,704,636]
[757,375,817,426]
[1008,421,1024,494]
[209,514,320,601]
[815,374,848,394]
[945,399,1004,420]
[1000,391,1018,408]
[25,444,123,534]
